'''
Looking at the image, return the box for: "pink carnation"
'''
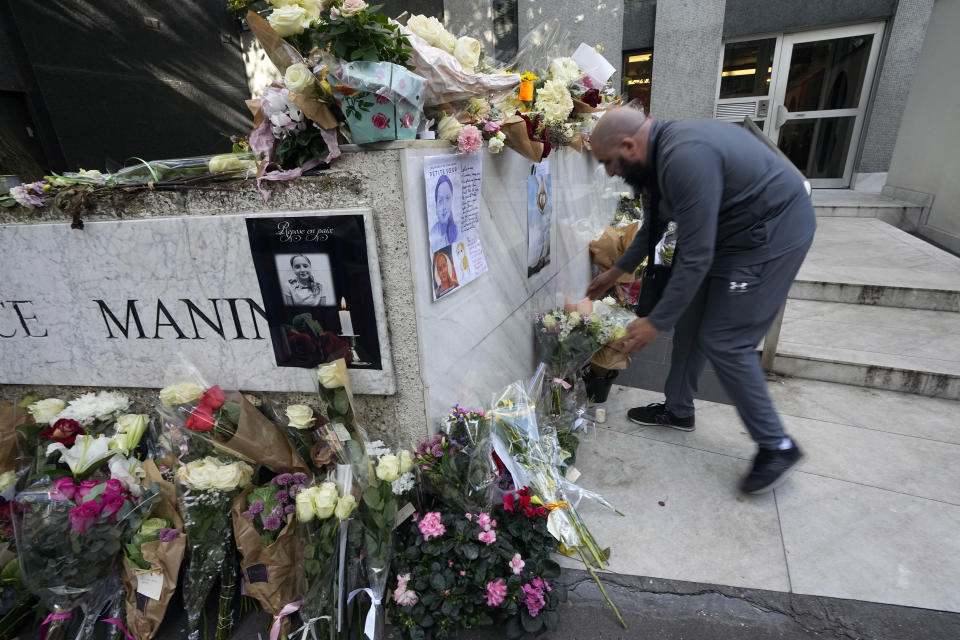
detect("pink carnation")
[509,553,525,575]
[485,579,507,607]
[457,125,483,154]
[418,511,446,541]
[478,529,497,544]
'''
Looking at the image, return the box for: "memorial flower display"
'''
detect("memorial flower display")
[232,471,311,639]
[176,456,254,640]
[295,480,356,639]
[13,429,160,640]
[388,412,570,639]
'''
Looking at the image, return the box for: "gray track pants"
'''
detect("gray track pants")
[663,238,813,449]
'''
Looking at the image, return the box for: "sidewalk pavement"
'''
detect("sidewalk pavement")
[561,377,960,614]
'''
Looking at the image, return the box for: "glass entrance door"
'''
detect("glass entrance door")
[769,23,884,188]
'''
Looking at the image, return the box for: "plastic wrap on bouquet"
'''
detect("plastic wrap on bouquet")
[51,153,258,188]
[396,23,520,106]
[327,59,426,143]
[175,457,253,640]
[315,359,374,491]
[158,363,310,476]
[296,485,352,640]
[14,478,159,640]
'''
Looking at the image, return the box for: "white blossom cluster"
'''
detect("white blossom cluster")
[365,440,415,495]
[55,391,131,426]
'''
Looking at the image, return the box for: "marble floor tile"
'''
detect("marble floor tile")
[561,426,790,592]
[777,473,960,613]
[766,378,960,444]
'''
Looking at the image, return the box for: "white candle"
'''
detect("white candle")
[338,297,354,335]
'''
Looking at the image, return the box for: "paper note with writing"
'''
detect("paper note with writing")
[423,153,488,301]
[136,571,164,601]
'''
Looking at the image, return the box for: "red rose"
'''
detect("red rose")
[200,385,226,410]
[41,419,85,446]
[185,405,215,432]
[371,112,389,129]
[318,332,353,364]
[288,329,319,363]
[581,88,601,108]
[375,93,390,105]
[100,493,126,521]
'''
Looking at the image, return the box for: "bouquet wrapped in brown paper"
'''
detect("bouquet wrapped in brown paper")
[158,377,311,476]
[589,222,640,277]
[501,114,549,164]
[232,479,308,639]
[121,460,185,640]
[0,402,25,474]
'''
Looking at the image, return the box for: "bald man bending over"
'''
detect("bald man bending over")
[586,109,816,494]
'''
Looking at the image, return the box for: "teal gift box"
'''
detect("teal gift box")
[331,61,426,144]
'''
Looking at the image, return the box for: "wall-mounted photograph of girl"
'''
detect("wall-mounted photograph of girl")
[432,247,460,299]
[278,253,332,307]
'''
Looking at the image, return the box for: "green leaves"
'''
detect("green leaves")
[332,388,350,417]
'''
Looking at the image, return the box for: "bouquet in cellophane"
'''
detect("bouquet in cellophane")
[488,379,627,629]
[13,431,159,640]
[294,478,357,640]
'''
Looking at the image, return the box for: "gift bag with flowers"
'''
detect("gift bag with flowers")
[120,459,185,640]
[328,59,426,143]
[232,471,311,639]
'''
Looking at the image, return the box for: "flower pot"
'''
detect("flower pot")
[581,366,619,403]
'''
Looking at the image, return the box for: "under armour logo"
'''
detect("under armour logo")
[729,281,749,291]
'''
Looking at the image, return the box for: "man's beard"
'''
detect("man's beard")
[620,155,654,193]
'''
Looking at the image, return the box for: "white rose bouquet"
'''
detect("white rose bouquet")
[356,441,416,640]
[295,482,357,638]
[176,456,254,640]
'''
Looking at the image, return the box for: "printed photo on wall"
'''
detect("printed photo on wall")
[245,215,382,370]
[527,159,552,277]
[423,153,488,301]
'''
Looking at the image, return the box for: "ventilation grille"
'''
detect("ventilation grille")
[715,100,758,120]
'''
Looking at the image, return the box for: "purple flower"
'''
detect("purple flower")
[292,473,308,485]
[285,505,296,515]
[289,486,299,499]
[275,490,290,504]
[157,528,180,542]
[263,515,282,531]
[274,473,294,486]
[249,500,265,515]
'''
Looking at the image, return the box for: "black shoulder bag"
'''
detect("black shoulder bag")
[634,135,673,318]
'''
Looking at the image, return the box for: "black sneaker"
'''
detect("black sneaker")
[627,403,695,432]
[741,444,804,494]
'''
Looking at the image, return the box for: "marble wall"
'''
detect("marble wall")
[400,146,622,425]
[0,142,621,443]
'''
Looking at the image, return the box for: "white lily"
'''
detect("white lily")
[108,454,145,497]
[46,434,113,477]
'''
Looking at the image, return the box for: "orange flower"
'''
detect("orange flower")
[333,84,358,97]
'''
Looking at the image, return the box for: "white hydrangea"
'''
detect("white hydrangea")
[534,79,574,124]
[365,439,393,459]
[548,57,581,86]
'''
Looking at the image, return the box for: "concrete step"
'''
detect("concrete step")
[792,218,960,311]
[773,300,960,399]
[811,190,923,230]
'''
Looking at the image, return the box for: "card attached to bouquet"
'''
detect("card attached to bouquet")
[136,571,164,601]
[394,502,416,529]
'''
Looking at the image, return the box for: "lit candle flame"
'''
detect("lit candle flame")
[340,297,347,310]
